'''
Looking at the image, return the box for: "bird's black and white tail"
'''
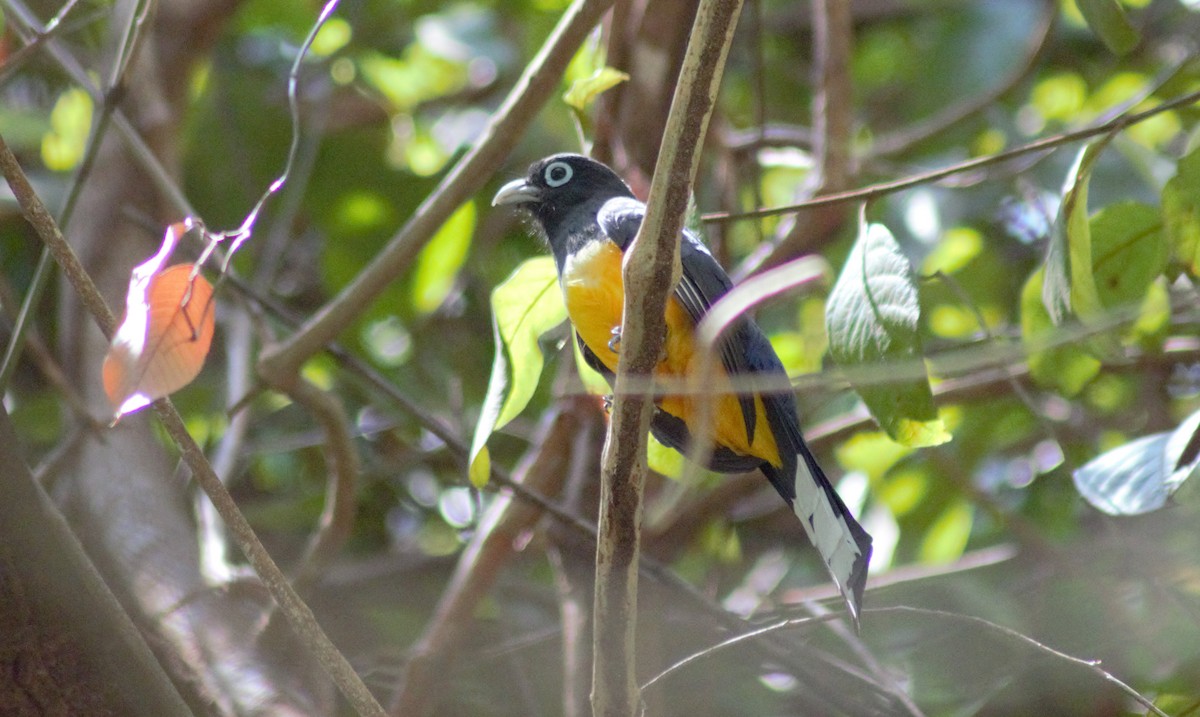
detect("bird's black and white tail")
[763,450,872,628]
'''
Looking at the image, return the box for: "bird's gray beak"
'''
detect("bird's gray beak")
[492,178,540,207]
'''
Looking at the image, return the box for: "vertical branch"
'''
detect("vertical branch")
[387,400,589,717]
[811,0,854,192]
[590,1,744,715]
[735,0,855,277]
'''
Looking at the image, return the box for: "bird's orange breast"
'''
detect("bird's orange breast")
[560,240,781,467]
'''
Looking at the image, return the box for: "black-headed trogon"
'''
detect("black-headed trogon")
[493,153,872,622]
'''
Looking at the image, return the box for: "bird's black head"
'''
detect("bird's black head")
[492,154,634,246]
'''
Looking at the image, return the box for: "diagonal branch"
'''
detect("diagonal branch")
[256,0,615,385]
[0,131,388,717]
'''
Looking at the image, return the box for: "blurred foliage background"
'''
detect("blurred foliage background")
[4,0,1200,715]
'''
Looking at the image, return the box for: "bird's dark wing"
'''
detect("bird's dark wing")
[597,198,758,441]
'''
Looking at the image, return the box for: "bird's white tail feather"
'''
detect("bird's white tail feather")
[791,462,870,625]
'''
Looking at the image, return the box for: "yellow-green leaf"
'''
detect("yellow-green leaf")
[1022,269,1101,396]
[411,201,475,314]
[1163,142,1200,277]
[563,67,630,112]
[919,499,974,564]
[41,88,93,172]
[1043,138,1113,325]
[468,257,567,486]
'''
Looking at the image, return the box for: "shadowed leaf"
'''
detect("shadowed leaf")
[1077,0,1139,55]
[826,220,948,447]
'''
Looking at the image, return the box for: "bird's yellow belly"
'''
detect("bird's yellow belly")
[560,240,780,466]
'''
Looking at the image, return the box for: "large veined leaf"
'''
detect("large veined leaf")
[1163,142,1200,277]
[468,257,566,487]
[1073,409,1200,515]
[826,220,949,447]
[1089,201,1167,310]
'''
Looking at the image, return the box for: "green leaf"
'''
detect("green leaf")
[1042,138,1113,325]
[1073,409,1200,515]
[411,201,476,314]
[1076,0,1140,55]
[563,67,630,112]
[468,257,567,487]
[571,333,611,396]
[647,434,684,479]
[41,88,93,172]
[919,499,974,564]
[1089,201,1166,310]
[1021,269,1101,396]
[826,221,949,447]
[1163,142,1200,277]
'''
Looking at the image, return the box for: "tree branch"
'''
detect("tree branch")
[703,86,1200,224]
[256,0,615,385]
[591,1,743,715]
[0,131,388,717]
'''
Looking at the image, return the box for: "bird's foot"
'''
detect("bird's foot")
[607,325,622,353]
[602,395,613,412]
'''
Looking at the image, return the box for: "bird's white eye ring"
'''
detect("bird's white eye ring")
[544,161,573,187]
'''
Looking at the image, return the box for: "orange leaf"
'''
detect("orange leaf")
[103,263,216,421]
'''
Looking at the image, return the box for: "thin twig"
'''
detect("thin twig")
[256,0,616,385]
[0,131,387,717]
[0,0,153,391]
[2,0,196,215]
[639,614,836,691]
[869,0,1056,157]
[702,87,1200,224]
[388,400,589,716]
[285,377,361,594]
[0,0,94,85]
[867,606,1170,717]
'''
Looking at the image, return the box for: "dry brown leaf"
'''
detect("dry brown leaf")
[102,223,216,422]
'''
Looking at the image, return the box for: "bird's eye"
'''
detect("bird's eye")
[544,161,573,187]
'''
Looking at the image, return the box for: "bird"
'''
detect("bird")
[493,153,872,624]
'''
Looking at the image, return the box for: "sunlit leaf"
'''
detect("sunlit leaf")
[835,431,913,482]
[919,499,973,564]
[103,262,216,421]
[878,469,929,517]
[563,67,630,112]
[1076,0,1140,55]
[411,200,476,314]
[468,257,567,486]
[1163,142,1200,277]
[921,227,982,275]
[41,88,93,172]
[310,17,352,56]
[1021,269,1101,396]
[826,220,949,447]
[1073,409,1200,515]
[647,433,684,479]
